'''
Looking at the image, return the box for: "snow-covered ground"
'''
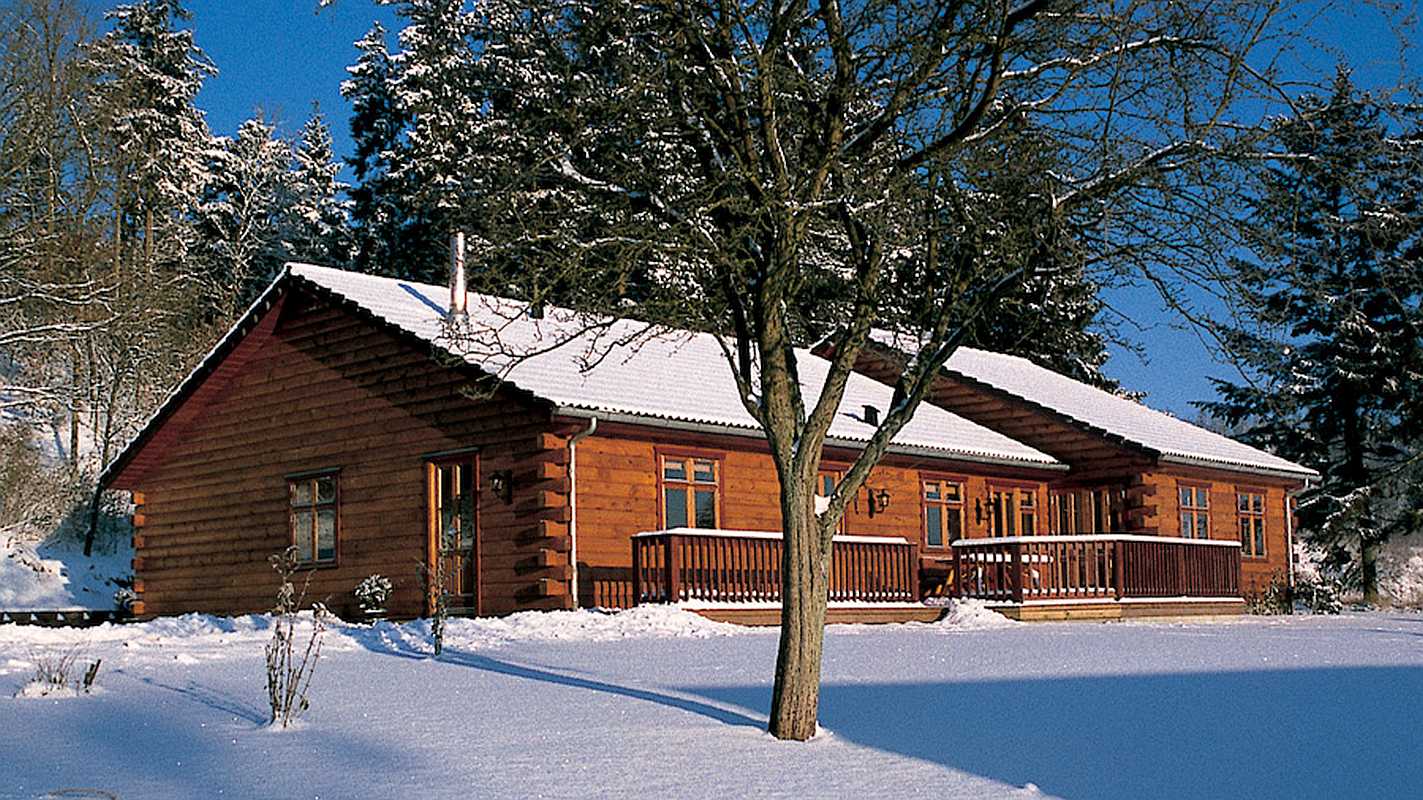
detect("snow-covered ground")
[2,606,1421,799]
[0,532,131,611]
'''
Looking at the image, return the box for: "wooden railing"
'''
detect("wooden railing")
[632,529,919,605]
[953,534,1240,602]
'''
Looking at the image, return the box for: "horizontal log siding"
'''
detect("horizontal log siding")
[1149,468,1295,596]
[573,427,1054,608]
[131,294,568,619]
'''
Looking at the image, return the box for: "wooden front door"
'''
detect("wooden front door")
[427,455,479,616]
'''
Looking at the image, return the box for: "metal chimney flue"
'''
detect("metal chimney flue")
[449,231,468,317]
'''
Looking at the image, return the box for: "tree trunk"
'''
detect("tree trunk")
[1338,392,1379,603]
[769,472,831,740]
[1360,538,1380,606]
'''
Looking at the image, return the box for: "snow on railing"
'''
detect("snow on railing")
[632,528,917,605]
[953,534,1241,602]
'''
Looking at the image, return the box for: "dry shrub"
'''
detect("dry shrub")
[265,546,328,728]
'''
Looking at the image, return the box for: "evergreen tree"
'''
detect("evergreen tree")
[88,0,216,272]
[286,109,352,267]
[341,22,408,275]
[1202,71,1423,603]
[197,116,292,316]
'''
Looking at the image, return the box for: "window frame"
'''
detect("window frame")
[816,465,846,533]
[1050,490,1079,534]
[286,469,341,568]
[1236,488,1267,558]
[920,474,966,549]
[1177,482,1212,540]
[655,449,723,530]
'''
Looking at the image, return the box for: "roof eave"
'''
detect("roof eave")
[552,405,1067,472]
[1157,453,1320,482]
[98,266,295,490]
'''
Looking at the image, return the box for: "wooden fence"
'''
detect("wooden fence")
[632,529,918,605]
[953,534,1241,602]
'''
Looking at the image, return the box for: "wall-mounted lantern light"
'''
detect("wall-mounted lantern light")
[489,469,514,505]
[866,486,891,517]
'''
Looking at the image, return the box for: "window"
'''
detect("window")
[922,478,964,548]
[288,472,338,565]
[1179,484,1211,539]
[1237,491,1266,558]
[661,454,719,528]
[817,470,844,532]
[1019,491,1038,536]
[988,488,1013,537]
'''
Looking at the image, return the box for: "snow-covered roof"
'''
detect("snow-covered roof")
[868,334,1316,479]
[288,264,1061,468]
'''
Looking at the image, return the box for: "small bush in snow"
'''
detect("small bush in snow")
[354,574,393,614]
[417,557,449,656]
[20,645,101,697]
[1246,577,1293,615]
[113,587,139,614]
[265,546,328,728]
[1295,575,1344,615]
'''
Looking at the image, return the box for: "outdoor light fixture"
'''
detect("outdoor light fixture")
[489,469,514,505]
[866,486,891,517]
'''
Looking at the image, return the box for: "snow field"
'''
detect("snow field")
[1,605,1420,799]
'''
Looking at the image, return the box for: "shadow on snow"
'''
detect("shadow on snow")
[346,625,765,730]
[685,665,1423,800]
[342,621,1423,798]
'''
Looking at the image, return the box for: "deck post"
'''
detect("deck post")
[666,534,681,602]
[953,542,963,598]
[1176,541,1187,596]
[1112,540,1124,600]
[1010,542,1025,603]
[631,537,643,604]
[910,544,921,602]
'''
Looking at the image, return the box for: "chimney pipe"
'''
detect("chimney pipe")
[449,231,468,317]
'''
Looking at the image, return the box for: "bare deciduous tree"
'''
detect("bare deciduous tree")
[429,0,1342,740]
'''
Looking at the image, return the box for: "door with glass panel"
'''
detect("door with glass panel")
[427,455,479,615]
[988,486,1039,537]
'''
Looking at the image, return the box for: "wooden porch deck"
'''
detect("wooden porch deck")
[630,529,1248,625]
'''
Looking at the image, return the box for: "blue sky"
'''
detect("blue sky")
[130,0,1419,416]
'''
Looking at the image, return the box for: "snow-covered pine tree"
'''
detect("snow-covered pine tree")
[899,120,1120,390]
[341,22,410,276]
[1201,70,1423,604]
[196,116,292,317]
[88,0,216,274]
[384,0,479,279]
[285,109,352,268]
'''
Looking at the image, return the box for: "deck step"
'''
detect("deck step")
[689,606,946,626]
[991,598,1247,621]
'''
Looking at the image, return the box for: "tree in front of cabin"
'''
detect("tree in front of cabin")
[1202,70,1423,604]
[368,0,1334,739]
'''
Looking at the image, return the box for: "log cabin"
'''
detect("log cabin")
[99,261,1316,624]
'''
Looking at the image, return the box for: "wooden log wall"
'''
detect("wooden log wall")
[1146,467,1296,596]
[123,289,570,619]
[572,423,1058,608]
